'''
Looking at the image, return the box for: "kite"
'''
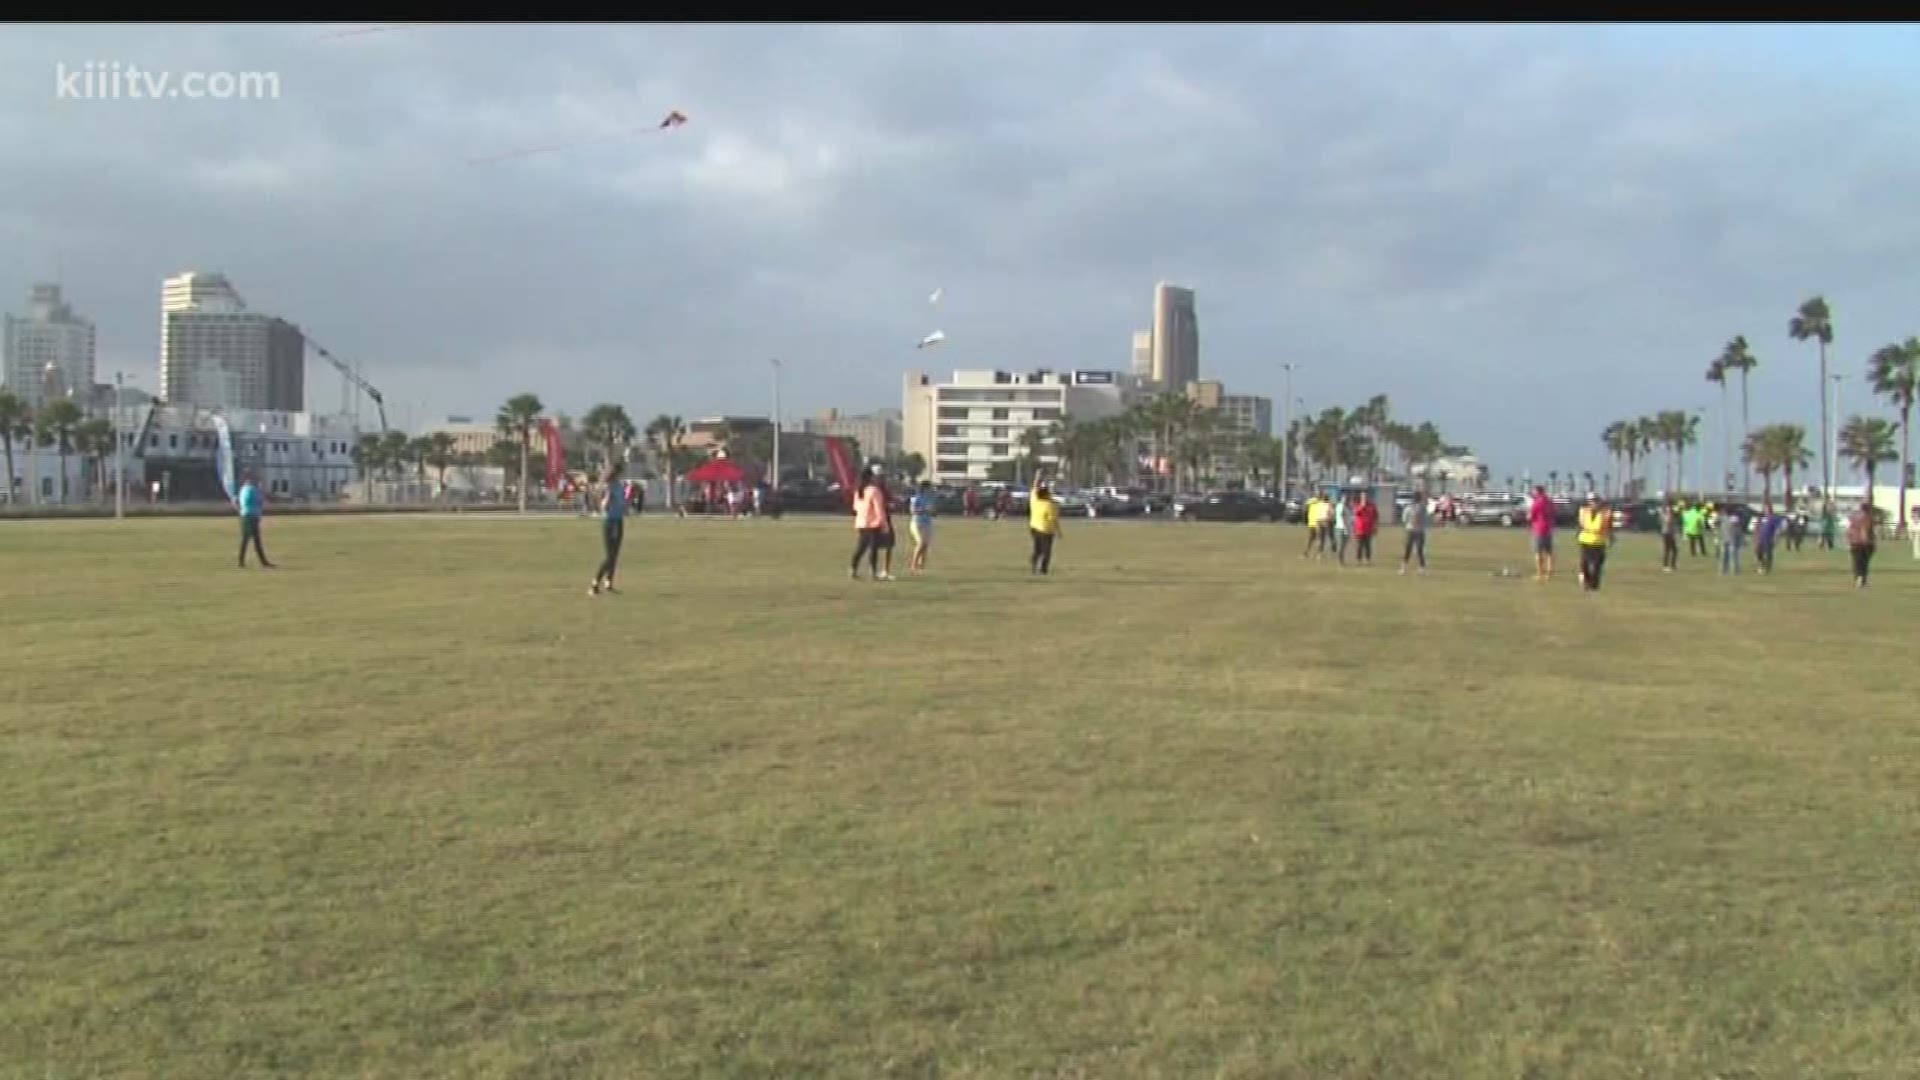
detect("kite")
[917,330,947,350]
[467,109,690,166]
[928,287,942,306]
[315,23,417,41]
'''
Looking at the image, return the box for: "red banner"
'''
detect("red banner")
[824,436,857,508]
[539,418,564,491]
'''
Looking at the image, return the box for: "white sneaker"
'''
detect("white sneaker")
[587,583,600,597]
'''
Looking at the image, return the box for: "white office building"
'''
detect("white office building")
[3,284,96,410]
[903,368,1136,484]
[159,271,305,412]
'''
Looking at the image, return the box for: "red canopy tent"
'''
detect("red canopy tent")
[684,456,748,486]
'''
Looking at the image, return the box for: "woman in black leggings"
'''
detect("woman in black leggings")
[589,463,627,596]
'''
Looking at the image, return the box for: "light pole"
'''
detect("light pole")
[1279,363,1295,497]
[113,372,125,520]
[1692,409,1705,497]
[1830,372,1845,503]
[769,358,782,490]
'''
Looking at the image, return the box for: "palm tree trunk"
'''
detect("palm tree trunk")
[1,435,13,506]
[1782,463,1793,511]
[1740,371,1752,497]
[1719,384,1731,492]
[57,446,68,504]
[1817,341,1830,500]
[518,431,529,513]
[1896,399,1912,538]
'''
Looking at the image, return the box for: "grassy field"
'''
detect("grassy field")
[4,513,1917,1079]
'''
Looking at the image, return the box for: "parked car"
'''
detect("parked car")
[1175,490,1282,522]
[1461,494,1530,527]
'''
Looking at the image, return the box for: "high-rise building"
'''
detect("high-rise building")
[3,284,96,409]
[1186,381,1274,439]
[1130,329,1154,381]
[1150,282,1198,390]
[159,271,304,411]
[904,368,1133,485]
[787,408,902,464]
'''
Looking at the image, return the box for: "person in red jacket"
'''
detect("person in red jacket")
[1352,491,1380,564]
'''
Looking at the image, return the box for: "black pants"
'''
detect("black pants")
[1030,529,1055,574]
[1403,531,1426,569]
[595,518,624,583]
[1755,541,1774,573]
[1355,534,1374,563]
[851,528,883,574]
[1688,534,1707,557]
[1661,533,1679,569]
[1579,543,1607,590]
[1851,544,1875,582]
[1336,533,1350,564]
[238,516,270,566]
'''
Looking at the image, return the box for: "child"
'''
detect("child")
[909,480,935,573]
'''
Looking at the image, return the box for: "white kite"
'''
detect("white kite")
[917,330,947,350]
[928,287,943,306]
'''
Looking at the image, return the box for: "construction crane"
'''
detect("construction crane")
[305,338,392,433]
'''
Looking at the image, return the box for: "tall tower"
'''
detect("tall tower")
[1151,283,1198,391]
[2,284,95,409]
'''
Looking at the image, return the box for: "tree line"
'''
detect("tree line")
[1604,296,1916,531]
[1011,391,1472,493]
[0,391,119,505]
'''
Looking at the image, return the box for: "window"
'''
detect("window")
[42,478,53,497]
[937,407,969,420]
[1033,408,1062,421]
[992,427,1009,440]
[311,442,319,454]
[937,426,962,438]
[169,434,177,449]
[991,408,1010,421]
[148,435,158,448]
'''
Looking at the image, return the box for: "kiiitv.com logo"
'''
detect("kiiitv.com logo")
[55,61,282,101]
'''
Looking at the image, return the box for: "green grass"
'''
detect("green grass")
[4,514,1917,1079]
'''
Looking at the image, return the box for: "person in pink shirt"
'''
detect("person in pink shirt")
[1527,485,1556,582]
[849,468,892,581]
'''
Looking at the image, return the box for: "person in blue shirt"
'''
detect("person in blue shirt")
[588,462,626,596]
[236,471,274,569]
[908,480,936,574]
[1754,504,1784,575]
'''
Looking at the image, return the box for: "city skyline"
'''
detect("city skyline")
[4,24,1919,476]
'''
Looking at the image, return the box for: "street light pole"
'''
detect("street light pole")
[770,358,782,490]
[1830,372,1845,502]
[1279,363,1294,497]
[113,371,125,520]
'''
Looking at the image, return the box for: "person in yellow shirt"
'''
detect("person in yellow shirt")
[1576,492,1612,592]
[1029,483,1063,575]
[1300,494,1326,559]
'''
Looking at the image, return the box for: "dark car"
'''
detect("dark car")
[1175,490,1282,522]
[776,479,850,514]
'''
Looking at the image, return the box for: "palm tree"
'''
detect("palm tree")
[1867,338,1919,536]
[1601,421,1629,497]
[1838,415,1897,504]
[644,414,687,507]
[351,433,384,484]
[495,393,544,513]
[1743,429,1778,507]
[407,436,436,487]
[1718,336,1758,494]
[425,431,456,498]
[1705,356,1729,491]
[73,418,115,501]
[0,391,26,505]
[37,397,83,504]
[1676,412,1701,496]
[1016,425,1052,485]
[582,403,637,469]
[1789,297,1834,498]
[1772,424,1811,510]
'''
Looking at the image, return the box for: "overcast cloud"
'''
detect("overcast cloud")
[3,22,1917,476]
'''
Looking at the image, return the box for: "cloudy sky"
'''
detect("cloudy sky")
[4,23,1917,477]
